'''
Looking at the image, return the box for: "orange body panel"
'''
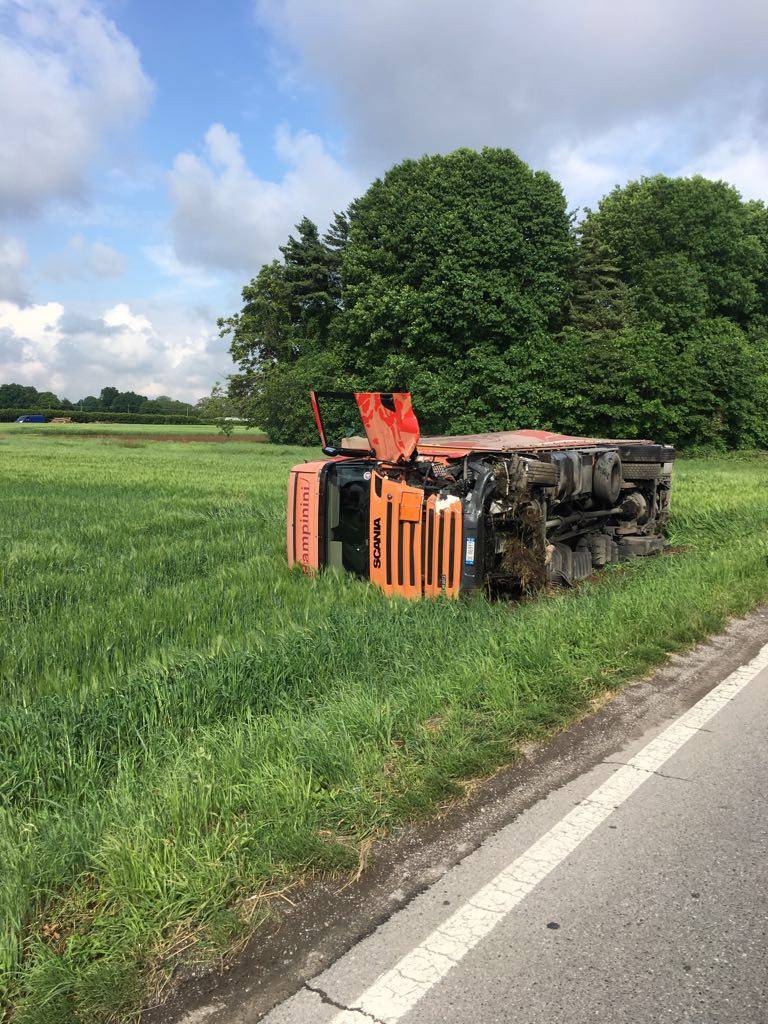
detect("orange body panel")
[287,461,325,571]
[369,472,423,598]
[369,472,461,599]
[422,495,462,598]
[355,392,420,463]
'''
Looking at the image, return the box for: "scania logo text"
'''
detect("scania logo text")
[372,516,382,569]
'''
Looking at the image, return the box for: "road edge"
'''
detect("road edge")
[147,604,768,1024]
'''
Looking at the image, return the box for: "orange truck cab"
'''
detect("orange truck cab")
[287,392,674,599]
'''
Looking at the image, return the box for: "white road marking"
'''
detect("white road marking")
[327,643,768,1023]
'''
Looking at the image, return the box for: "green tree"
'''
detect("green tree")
[323,209,350,299]
[566,175,768,449]
[220,215,348,373]
[334,147,574,432]
[221,260,299,374]
[221,158,768,451]
[196,383,240,436]
[99,387,119,411]
[220,212,352,438]
[569,215,631,335]
[34,391,61,409]
[230,348,345,445]
[744,199,768,329]
[221,149,573,442]
[109,390,147,413]
[280,216,343,339]
[0,383,43,408]
[577,175,764,332]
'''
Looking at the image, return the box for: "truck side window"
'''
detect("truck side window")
[325,464,370,577]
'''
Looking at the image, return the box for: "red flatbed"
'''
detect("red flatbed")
[418,429,652,455]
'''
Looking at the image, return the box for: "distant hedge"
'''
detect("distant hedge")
[0,409,213,425]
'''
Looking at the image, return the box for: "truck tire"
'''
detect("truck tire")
[623,462,662,480]
[593,450,623,505]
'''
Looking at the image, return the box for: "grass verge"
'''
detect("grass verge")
[1,438,766,1021]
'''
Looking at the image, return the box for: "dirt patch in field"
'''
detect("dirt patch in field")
[116,433,268,444]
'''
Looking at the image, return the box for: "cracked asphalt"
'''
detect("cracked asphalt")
[262,651,768,1023]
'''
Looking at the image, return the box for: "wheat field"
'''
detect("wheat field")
[2,431,767,1021]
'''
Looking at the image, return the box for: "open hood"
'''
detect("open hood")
[310,391,421,463]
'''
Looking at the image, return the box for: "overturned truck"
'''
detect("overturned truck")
[287,392,674,599]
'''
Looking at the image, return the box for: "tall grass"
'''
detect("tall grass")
[1,436,766,1022]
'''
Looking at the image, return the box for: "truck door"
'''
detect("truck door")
[310,391,420,463]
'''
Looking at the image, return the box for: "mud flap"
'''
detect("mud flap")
[617,536,665,560]
[546,543,592,585]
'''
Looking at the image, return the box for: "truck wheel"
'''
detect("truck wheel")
[623,462,661,480]
[593,451,622,505]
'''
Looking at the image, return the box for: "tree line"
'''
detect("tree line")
[220,148,768,450]
[0,384,198,417]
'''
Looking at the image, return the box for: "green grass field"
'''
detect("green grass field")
[2,434,767,1022]
[0,422,259,438]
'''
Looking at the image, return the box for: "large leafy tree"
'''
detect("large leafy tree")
[335,148,574,431]
[0,383,71,409]
[562,175,768,448]
[744,199,768,329]
[0,383,46,408]
[576,175,764,332]
[221,148,574,441]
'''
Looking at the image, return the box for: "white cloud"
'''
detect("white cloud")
[101,303,150,332]
[168,122,362,272]
[0,0,152,217]
[45,235,127,281]
[144,244,219,290]
[0,300,64,388]
[0,234,29,303]
[0,300,63,349]
[256,0,768,206]
[0,298,230,402]
[680,119,768,202]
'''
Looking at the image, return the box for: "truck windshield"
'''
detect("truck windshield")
[325,462,370,577]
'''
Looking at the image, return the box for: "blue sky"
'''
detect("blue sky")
[1,0,767,402]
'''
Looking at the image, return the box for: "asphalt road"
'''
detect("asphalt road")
[263,647,768,1024]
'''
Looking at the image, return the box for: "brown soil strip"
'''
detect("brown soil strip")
[14,431,269,444]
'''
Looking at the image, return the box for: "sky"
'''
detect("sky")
[1,0,767,403]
